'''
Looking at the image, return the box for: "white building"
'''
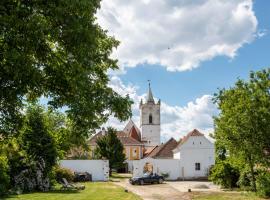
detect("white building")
[87,83,215,179]
[133,129,215,180]
[172,129,215,178]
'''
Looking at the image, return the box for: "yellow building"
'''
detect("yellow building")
[88,120,144,161]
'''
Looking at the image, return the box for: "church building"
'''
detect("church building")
[88,83,215,178]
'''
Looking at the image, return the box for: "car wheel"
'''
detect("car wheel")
[140,180,144,185]
[158,178,163,184]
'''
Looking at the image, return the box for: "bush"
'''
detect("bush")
[209,161,240,189]
[256,171,270,198]
[237,168,252,190]
[54,166,74,183]
[0,155,10,196]
[160,172,169,180]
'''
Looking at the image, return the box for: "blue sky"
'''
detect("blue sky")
[117,0,270,107]
[98,0,269,139]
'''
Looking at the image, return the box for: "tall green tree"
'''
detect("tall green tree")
[95,127,126,175]
[21,104,58,175]
[214,68,270,191]
[0,0,132,139]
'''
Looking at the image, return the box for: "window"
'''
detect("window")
[149,114,153,124]
[195,163,201,171]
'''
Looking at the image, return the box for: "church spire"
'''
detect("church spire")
[147,80,155,103]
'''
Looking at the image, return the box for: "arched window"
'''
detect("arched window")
[149,114,153,124]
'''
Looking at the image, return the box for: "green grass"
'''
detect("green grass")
[110,172,132,179]
[1,182,141,200]
[192,191,268,200]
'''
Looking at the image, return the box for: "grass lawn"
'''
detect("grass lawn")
[192,191,268,200]
[110,172,132,180]
[1,182,141,200]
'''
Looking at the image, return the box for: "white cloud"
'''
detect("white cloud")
[104,76,218,142]
[97,0,258,71]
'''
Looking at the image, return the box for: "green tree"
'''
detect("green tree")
[0,0,132,139]
[95,127,126,175]
[21,104,58,176]
[214,68,270,191]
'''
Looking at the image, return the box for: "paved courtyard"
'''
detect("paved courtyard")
[113,179,221,200]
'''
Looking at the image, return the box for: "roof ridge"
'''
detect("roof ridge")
[156,138,175,156]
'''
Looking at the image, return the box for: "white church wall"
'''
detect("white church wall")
[140,103,161,146]
[60,160,109,181]
[141,125,160,146]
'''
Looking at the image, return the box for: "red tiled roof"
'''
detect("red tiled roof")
[118,136,143,145]
[143,146,156,155]
[129,126,141,141]
[88,130,143,146]
[144,138,178,159]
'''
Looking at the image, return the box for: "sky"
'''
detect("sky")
[97,0,270,141]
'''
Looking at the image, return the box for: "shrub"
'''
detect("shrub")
[237,168,252,190]
[209,161,240,188]
[54,166,74,183]
[160,172,169,179]
[0,155,10,196]
[256,171,270,198]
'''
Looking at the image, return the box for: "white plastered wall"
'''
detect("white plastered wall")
[60,160,109,181]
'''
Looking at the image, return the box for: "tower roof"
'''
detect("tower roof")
[146,82,155,103]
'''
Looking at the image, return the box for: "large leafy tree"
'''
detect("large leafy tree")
[0,0,132,138]
[95,127,126,175]
[214,68,270,191]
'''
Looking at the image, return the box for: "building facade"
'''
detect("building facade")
[87,84,215,178]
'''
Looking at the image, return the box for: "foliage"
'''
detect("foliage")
[0,0,132,141]
[236,167,261,190]
[21,104,58,176]
[95,127,126,174]
[256,171,270,197]
[53,166,75,183]
[160,172,169,179]
[209,161,240,189]
[0,104,64,193]
[213,68,270,191]
[0,155,10,196]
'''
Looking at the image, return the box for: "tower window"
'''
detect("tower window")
[149,114,153,124]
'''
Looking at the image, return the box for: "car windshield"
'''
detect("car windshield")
[143,172,151,177]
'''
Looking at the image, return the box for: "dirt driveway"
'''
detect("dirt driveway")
[113,178,222,200]
[113,179,191,200]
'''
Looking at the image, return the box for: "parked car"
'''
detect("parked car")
[129,172,164,185]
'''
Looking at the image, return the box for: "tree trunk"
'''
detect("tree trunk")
[248,155,256,192]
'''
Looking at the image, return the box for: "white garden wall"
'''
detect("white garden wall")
[60,160,109,181]
[133,158,181,180]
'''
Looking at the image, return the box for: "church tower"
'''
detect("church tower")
[140,82,161,147]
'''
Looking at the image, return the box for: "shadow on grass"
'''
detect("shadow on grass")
[0,190,80,199]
